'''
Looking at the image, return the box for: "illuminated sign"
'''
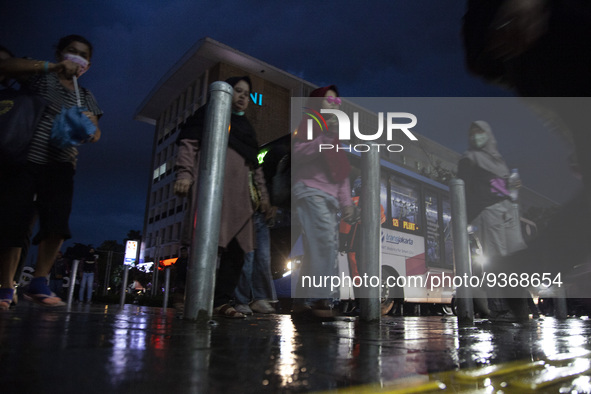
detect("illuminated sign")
[124,240,139,266]
[257,148,269,165]
[392,219,419,232]
[250,92,262,106]
[160,258,178,267]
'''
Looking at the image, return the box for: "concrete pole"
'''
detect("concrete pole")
[359,148,381,322]
[184,82,233,322]
[163,267,171,310]
[66,259,79,308]
[450,179,474,325]
[119,265,129,308]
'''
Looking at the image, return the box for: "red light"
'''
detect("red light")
[159,257,178,267]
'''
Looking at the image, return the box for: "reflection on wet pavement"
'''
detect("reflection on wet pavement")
[1,303,591,393]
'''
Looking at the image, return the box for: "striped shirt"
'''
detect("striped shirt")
[23,72,102,166]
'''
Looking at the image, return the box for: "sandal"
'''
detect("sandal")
[24,278,65,307]
[0,289,14,311]
[214,304,246,319]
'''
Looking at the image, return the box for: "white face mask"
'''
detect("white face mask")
[471,133,488,149]
[63,53,89,77]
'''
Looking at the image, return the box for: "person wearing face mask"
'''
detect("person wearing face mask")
[174,76,271,319]
[291,85,355,319]
[457,121,529,322]
[0,35,102,309]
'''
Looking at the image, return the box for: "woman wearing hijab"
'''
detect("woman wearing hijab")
[174,76,270,318]
[457,120,528,321]
[292,85,354,319]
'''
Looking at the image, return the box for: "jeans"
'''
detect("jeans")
[294,191,340,301]
[79,272,94,302]
[234,211,277,304]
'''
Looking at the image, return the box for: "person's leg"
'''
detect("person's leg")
[252,212,276,302]
[250,212,277,314]
[214,238,246,307]
[25,164,71,306]
[34,234,64,279]
[86,273,94,302]
[0,248,21,309]
[0,247,21,289]
[233,250,254,314]
[79,273,86,302]
[0,165,36,309]
[294,195,339,315]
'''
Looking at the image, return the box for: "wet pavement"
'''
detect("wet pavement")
[1,302,591,393]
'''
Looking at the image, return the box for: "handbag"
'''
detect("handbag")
[248,169,262,211]
[50,76,96,148]
[0,86,46,168]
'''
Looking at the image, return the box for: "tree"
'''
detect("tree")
[65,243,93,260]
[125,230,142,243]
[99,240,124,253]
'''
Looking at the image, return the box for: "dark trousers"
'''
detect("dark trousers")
[213,238,245,307]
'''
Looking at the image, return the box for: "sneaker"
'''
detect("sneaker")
[24,277,65,307]
[234,304,253,315]
[250,299,275,314]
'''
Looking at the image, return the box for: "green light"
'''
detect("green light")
[257,148,269,165]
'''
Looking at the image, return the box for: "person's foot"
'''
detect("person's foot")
[24,277,65,307]
[488,309,528,324]
[234,303,253,315]
[291,302,312,314]
[250,299,275,314]
[0,288,15,311]
[310,299,337,319]
[214,304,246,319]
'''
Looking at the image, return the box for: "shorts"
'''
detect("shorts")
[0,162,75,248]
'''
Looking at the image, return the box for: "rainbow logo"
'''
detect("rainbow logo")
[302,107,328,132]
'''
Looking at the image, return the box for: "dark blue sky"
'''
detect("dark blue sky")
[1,1,581,249]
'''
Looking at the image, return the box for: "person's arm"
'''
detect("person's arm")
[292,132,337,164]
[337,177,355,222]
[173,138,199,196]
[0,57,80,80]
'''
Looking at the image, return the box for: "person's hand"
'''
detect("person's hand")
[341,205,356,223]
[83,111,101,142]
[54,59,80,79]
[174,179,192,197]
[265,206,278,223]
[487,0,549,60]
[259,199,276,221]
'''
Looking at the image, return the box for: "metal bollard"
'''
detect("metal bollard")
[163,267,171,310]
[67,259,79,308]
[554,286,568,319]
[450,179,474,325]
[359,148,381,322]
[119,265,129,308]
[102,250,113,296]
[184,81,233,322]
